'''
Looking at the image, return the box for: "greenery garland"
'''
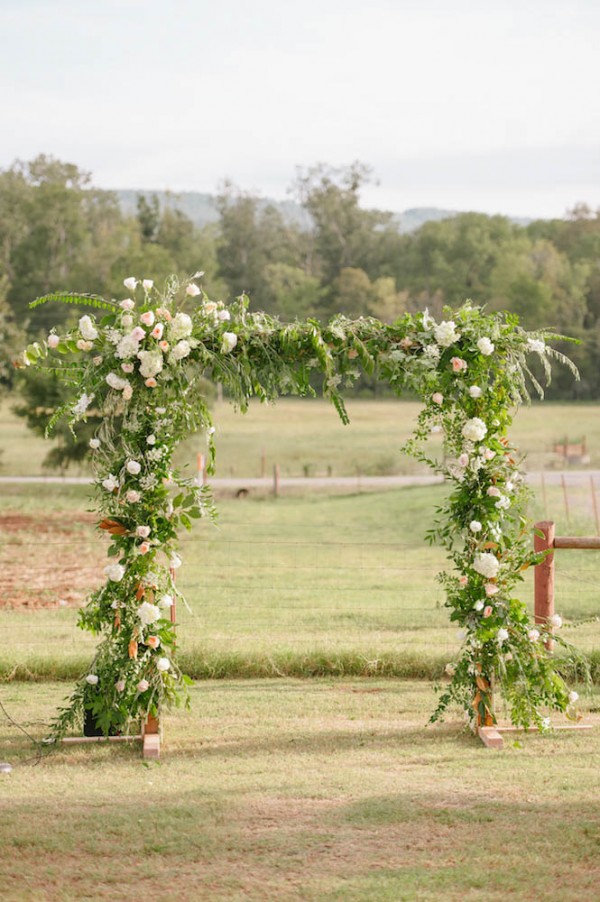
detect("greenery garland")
[24,274,583,740]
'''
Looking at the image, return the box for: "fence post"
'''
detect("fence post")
[273,463,280,498]
[534,520,555,651]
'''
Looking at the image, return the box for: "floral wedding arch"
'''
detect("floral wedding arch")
[24,274,580,741]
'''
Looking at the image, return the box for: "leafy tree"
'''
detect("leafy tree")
[261,263,322,319]
[215,183,300,300]
[292,162,399,292]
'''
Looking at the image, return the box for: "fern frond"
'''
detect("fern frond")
[30,293,117,311]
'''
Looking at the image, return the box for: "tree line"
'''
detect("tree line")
[2,154,600,401]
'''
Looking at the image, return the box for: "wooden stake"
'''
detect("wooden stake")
[273,463,280,497]
[261,447,266,479]
[540,472,548,519]
[560,473,570,526]
[591,476,600,536]
[534,521,555,651]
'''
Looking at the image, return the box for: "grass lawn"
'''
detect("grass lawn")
[2,396,600,478]
[1,483,599,680]
[1,680,599,901]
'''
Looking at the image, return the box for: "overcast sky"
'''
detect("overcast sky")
[2,0,599,218]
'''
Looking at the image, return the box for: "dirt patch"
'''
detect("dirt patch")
[0,512,96,534]
[0,511,105,609]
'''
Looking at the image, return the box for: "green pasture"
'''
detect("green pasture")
[1,396,600,478]
[1,680,599,901]
[1,482,599,681]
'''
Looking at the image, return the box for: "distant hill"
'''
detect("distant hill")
[115,190,530,233]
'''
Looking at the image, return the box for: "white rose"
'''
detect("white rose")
[47,333,60,348]
[469,386,482,399]
[89,438,101,450]
[433,320,460,347]
[218,310,231,322]
[186,283,201,296]
[126,490,141,503]
[115,680,126,693]
[158,594,174,609]
[469,520,482,533]
[120,298,135,311]
[221,332,238,353]
[76,340,93,351]
[549,613,562,629]
[137,601,161,626]
[461,418,487,442]
[170,553,182,570]
[156,657,170,672]
[137,679,149,692]
[126,460,141,475]
[568,691,579,704]
[473,552,500,579]
[137,350,164,379]
[476,337,494,356]
[444,663,456,677]
[146,434,156,445]
[497,628,509,643]
[123,277,138,291]
[136,525,151,538]
[79,315,99,341]
[495,495,510,510]
[170,312,193,340]
[102,474,119,492]
[528,629,540,641]
[474,600,485,612]
[142,279,154,290]
[171,340,192,361]
[85,674,99,685]
[104,563,125,582]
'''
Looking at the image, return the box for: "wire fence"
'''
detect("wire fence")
[1,520,599,666]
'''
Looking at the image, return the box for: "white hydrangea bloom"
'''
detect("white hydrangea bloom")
[171,340,191,361]
[170,312,193,340]
[137,350,164,379]
[116,333,141,360]
[473,552,500,579]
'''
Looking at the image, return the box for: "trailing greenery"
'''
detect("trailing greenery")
[25,274,583,739]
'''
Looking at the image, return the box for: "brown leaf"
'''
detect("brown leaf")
[128,640,138,660]
[98,518,129,535]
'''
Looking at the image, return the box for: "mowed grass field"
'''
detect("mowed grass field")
[1,479,599,680]
[2,395,600,477]
[1,680,600,901]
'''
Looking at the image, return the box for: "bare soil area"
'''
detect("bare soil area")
[0,512,105,609]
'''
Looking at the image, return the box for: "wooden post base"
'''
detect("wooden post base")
[478,722,593,750]
[59,715,162,759]
[142,714,161,760]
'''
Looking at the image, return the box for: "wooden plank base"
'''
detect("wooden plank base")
[142,733,160,759]
[62,735,141,745]
[478,727,504,749]
[478,722,592,749]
